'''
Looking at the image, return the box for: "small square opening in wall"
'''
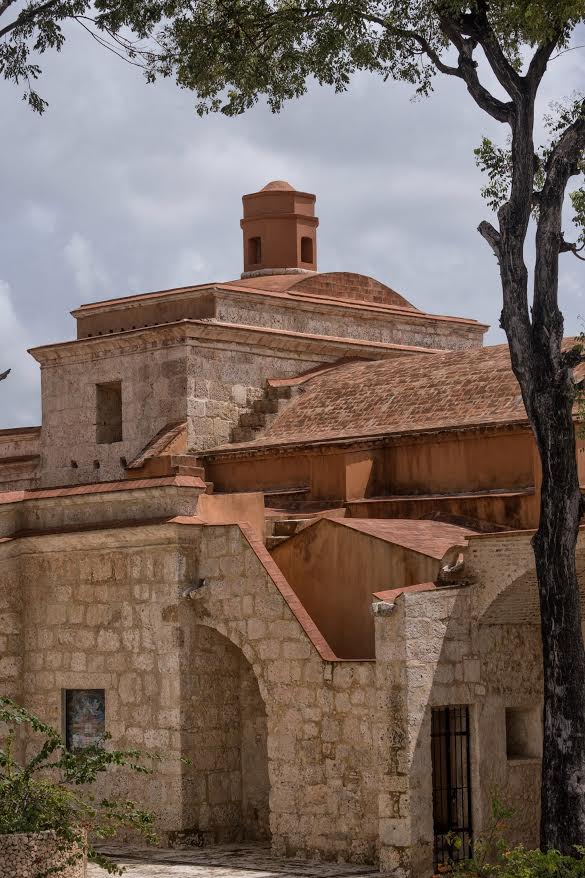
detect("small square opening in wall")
[96,381,122,444]
[505,706,542,760]
[63,689,105,750]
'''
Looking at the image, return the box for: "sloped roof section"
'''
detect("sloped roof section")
[220,340,584,450]
[334,518,474,559]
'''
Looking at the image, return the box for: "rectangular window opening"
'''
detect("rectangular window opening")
[505,706,542,760]
[63,689,106,750]
[248,236,262,265]
[300,236,313,264]
[96,381,122,444]
[431,705,473,870]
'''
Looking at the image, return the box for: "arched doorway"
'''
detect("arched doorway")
[181,623,270,843]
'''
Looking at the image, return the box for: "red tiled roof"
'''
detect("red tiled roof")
[218,341,584,450]
[329,518,474,559]
[373,582,437,601]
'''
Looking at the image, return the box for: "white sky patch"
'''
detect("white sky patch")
[0,280,40,427]
[63,233,110,299]
[168,247,206,288]
[22,202,59,236]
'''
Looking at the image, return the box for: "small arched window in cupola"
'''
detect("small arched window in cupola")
[248,236,262,265]
[301,236,313,264]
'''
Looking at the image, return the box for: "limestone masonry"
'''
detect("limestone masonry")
[1,181,581,877]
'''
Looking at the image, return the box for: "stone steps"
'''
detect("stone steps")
[229,384,296,445]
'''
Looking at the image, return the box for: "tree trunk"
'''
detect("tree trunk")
[494,87,585,853]
[530,380,585,853]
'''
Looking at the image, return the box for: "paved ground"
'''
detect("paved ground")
[87,843,380,878]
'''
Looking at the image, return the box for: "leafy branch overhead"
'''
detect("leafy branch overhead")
[0,2,581,114]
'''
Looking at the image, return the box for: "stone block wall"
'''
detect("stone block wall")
[17,529,191,827]
[0,831,86,878]
[36,337,326,486]
[191,524,379,863]
[374,572,548,878]
[179,620,270,844]
[215,297,484,351]
[4,517,380,864]
[0,550,22,702]
[185,346,324,451]
[39,342,190,487]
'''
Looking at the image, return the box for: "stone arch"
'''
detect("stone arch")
[180,621,271,844]
[481,558,585,626]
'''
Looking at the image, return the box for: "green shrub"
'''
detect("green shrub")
[443,794,585,878]
[0,697,160,875]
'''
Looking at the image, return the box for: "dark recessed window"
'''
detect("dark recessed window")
[505,706,542,759]
[64,689,105,750]
[96,381,122,444]
[301,236,313,264]
[248,236,262,265]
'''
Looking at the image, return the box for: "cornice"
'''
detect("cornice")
[28,319,441,366]
[215,285,488,331]
[200,419,533,463]
[71,281,488,332]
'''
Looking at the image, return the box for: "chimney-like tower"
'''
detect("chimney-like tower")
[240,180,318,277]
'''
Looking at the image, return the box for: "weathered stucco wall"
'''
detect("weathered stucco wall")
[203,429,541,529]
[272,519,441,659]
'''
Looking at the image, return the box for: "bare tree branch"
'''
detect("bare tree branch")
[526,34,563,94]
[477,219,501,258]
[438,15,513,123]
[456,1,523,101]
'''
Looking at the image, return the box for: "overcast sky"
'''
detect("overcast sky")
[1,21,583,428]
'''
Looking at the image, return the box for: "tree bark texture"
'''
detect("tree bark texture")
[497,93,585,851]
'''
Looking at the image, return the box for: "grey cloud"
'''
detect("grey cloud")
[0,21,583,427]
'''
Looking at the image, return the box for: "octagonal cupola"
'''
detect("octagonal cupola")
[240,180,319,278]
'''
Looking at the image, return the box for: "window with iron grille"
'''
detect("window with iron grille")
[431,705,473,870]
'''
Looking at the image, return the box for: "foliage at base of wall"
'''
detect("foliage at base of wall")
[438,795,585,878]
[0,697,160,876]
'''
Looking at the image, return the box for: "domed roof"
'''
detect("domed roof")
[261,180,295,191]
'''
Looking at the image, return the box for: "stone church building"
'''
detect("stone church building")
[1,181,582,877]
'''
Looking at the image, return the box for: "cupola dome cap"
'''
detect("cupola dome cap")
[261,180,295,191]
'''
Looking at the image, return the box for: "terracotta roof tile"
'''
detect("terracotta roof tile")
[330,518,474,559]
[219,340,583,450]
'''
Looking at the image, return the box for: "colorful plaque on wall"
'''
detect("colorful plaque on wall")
[65,689,105,749]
